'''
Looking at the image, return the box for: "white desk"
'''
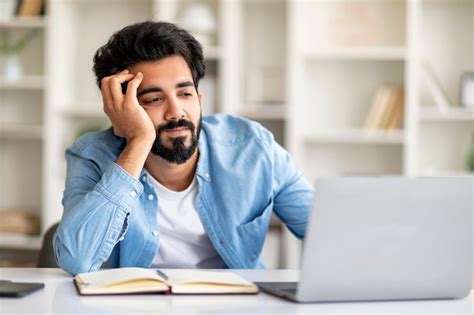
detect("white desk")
[0,268,472,314]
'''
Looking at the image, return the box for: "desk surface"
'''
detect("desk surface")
[0,268,472,314]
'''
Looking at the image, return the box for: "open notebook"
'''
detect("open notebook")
[74,267,259,295]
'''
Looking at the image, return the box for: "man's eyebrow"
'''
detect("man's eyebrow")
[176,81,194,88]
[137,86,162,98]
[137,81,195,97]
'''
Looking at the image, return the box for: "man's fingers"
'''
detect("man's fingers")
[125,72,144,104]
[102,70,131,112]
[109,72,135,109]
[101,77,113,114]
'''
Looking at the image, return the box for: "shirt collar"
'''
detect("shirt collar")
[196,128,212,182]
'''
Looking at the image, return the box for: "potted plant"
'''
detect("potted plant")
[0,30,37,81]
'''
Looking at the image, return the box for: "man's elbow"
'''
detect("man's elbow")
[282,223,305,241]
[53,234,95,276]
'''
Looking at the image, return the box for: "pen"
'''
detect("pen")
[156,269,168,281]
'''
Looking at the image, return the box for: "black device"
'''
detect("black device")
[0,280,44,297]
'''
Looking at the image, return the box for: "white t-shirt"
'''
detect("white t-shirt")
[146,171,226,269]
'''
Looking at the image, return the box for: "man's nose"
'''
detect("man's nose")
[164,95,185,121]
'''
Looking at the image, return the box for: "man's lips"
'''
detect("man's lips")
[164,127,189,136]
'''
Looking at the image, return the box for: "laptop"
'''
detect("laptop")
[257,177,473,302]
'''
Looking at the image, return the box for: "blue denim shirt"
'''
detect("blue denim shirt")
[53,114,314,275]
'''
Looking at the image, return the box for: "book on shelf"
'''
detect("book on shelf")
[17,0,44,17]
[363,86,404,131]
[363,86,386,130]
[421,61,450,114]
[376,87,397,129]
[74,267,259,296]
[380,87,404,129]
[386,89,404,130]
[0,209,40,235]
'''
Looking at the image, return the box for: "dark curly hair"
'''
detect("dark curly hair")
[93,21,205,90]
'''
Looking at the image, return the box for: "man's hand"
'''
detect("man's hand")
[101,70,155,143]
[101,70,155,178]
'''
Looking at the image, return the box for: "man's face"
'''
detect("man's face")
[129,56,202,164]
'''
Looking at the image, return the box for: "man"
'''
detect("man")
[53,21,314,275]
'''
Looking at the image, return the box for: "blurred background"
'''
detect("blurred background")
[0,0,473,268]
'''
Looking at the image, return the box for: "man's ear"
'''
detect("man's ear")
[198,91,204,107]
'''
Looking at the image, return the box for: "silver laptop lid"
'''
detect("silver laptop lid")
[297,177,473,302]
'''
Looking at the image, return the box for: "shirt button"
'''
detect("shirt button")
[205,173,210,178]
[152,230,158,236]
[147,194,154,201]
[141,175,147,182]
[130,191,137,198]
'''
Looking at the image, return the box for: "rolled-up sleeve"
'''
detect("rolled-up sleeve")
[53,143,143,275]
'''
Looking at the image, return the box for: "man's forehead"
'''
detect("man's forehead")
[132,56,190,73]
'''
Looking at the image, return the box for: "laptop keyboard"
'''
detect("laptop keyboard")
[256,282,298,295]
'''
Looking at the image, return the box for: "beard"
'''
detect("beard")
[151,115,201,165]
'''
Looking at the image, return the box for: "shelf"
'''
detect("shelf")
[303,129,405,145]
[0,17,46,29]
[0,233,42,250]
[303,47,406,61]
[0,76,45,90]
[0,124,43,140]
[238,103,286,120]
[60,107,106,119]
[421,0,471,3]
[419,107,474,122]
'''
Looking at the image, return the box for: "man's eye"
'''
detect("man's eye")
[181,93,193,97]
[143,97,162,104]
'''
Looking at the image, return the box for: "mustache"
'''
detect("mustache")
[157,119,195,134]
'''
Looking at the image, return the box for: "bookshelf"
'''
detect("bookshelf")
[0,75,44,89]
[0,16,46,29]
[0,125,44,139]
[0,3,47,262]
[413,0,474,177]
[284,0,473,269]
[303,46,406,61]
[303,129,405,145]
[0,233,42,250]
[288,0,407,177]
[238,103,287,120]
[419,107,474,122]
[1,0,472,268]
[221,0,287,139]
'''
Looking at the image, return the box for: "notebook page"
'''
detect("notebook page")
[76,267,164,287]
[164,270,253,286]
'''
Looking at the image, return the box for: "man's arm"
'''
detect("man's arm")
[271,141,315,239]
[53,70,155,275]
[53,146,144,275]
